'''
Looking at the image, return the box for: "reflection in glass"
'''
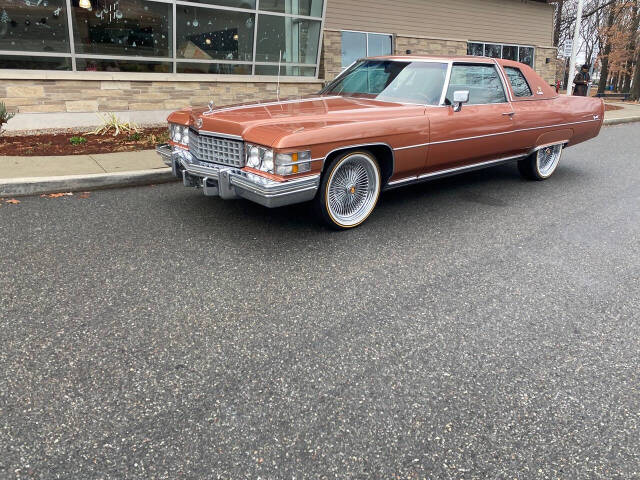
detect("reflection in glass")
[255,14,320,64]
[323,60,447,105]
[467,42,483,57]
[179,0,255,8]
[177,6,254,61]
[259,0,323,17]
[447,64,506,104]
[341,31,365,68]
[71,0,171,57]
[484,43,501,58]
[254,64,315,76]
[519,46,534,67]
[177,62,251,74]
[76,57,170,71]
[367,33,391,58]
[0,54,71,69]
[502,45,517,61]
[505,66,532,97]
[0,0,70,53]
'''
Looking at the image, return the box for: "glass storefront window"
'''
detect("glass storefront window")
[255,14,320,64]
[467,42,535,68]
[177,62,251,74]
[0,54,71,69]
[259,0,323,18]
[76,57,170,71]
[484,43,501,58]
[367,33,391,58]
[0,0,70,53]
[71,0,171,57]
[467,42,483,56]
[176,6,254,61]
[0,0,324,75]
[519,46,534,67]
[341,31,366,68]
[254,64,315,76]
[181,0,255,8]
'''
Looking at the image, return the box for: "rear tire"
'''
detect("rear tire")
[314,150,381,230]
[518,144,563,180]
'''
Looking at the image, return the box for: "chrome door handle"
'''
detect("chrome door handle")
[502,111,516,116]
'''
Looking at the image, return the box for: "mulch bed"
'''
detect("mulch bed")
[0,127,169,156]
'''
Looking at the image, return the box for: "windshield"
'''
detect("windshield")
[321,60,448,105]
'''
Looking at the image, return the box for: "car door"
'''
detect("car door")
[425,62,520,174]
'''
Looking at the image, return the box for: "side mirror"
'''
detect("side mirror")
[452,90,469,112]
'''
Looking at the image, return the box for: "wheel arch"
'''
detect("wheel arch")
[321,143,395,187]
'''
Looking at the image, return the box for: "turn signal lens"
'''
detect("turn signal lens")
[275,150,312,176]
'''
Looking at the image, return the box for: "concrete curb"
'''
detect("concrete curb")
[603,116,640,126]
[0,168,176,197]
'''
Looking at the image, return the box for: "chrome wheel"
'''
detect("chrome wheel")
[326,152,380,227]
[536,144,563,178]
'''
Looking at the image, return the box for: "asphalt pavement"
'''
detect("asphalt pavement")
[1,123,639,479]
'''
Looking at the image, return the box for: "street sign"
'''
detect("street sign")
[563,40,573,58]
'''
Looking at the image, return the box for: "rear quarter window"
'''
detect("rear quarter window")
[504,67,533,97]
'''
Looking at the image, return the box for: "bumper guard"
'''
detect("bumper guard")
[156,144,320,208]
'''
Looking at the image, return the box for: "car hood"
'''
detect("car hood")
[168,96,426,148]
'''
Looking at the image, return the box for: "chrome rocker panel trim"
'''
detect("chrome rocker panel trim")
[156,144,320,208]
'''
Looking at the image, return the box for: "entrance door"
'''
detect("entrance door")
[426,63,521,174]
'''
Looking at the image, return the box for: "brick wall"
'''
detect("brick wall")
[320,30,342,81]
[0,79,323,115]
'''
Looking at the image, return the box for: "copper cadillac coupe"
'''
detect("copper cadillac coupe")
[157,55,604,229]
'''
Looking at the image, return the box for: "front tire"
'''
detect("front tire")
[518,144,563,180]
[315,151,381,230]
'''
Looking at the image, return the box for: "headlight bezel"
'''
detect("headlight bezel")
[169,123,189,147]
[245,143,312,177]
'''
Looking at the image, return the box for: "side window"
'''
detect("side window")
[504,67,533,97]
[446,64,507,105]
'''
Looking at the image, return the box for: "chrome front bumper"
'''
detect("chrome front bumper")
[156,144,320,208]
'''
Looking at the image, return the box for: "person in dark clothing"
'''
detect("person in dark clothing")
[573,64,591,96]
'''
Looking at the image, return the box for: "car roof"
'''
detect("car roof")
[367,54,506,64]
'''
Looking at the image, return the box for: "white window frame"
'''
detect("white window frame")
[467,41,535,67]
[340,29,393,70]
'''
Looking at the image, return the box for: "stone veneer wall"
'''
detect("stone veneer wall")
[394,35,467,57]
[0,80,323,116]
[534,46,559,85]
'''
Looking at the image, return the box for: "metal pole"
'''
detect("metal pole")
[567,0,585,95]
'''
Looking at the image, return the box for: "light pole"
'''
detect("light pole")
[567,0,585,95]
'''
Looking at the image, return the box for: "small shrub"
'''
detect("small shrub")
[87,112,139,137]
[127,132,142,141]
[0,101,16,136]
[70,136,87,145]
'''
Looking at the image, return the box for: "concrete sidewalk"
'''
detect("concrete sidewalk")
[0,149,173,196]
[1,103,639,196]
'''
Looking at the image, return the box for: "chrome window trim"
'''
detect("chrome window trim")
[442,61,510,107]
[393,118,599,151]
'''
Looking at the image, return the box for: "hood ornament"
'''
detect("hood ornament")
[208,100,215,113]
[195,117,203,129]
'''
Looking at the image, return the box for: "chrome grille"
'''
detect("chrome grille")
[188,130,245,167]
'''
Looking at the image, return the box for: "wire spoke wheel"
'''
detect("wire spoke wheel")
[325,152,380,228]
[536,144,563,177]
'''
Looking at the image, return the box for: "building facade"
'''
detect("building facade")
[0,0,556,130]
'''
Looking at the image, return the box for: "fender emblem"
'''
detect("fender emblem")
[195,118,203,129]
[593,114,600,120]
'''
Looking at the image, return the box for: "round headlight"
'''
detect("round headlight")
[262,150,274,173]
[247,146,261,168]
